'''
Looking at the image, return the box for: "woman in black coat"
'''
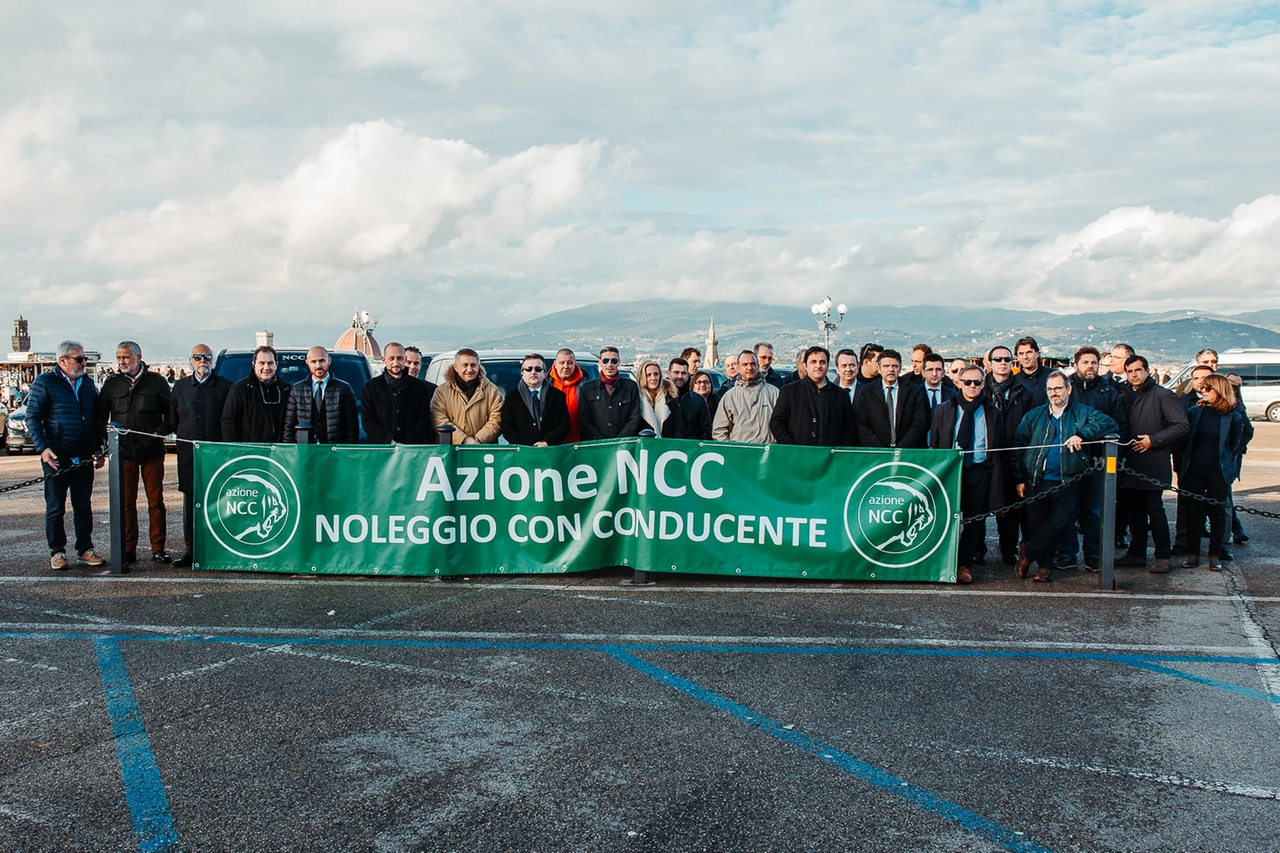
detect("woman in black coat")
[691,370,718,420]
[1175,374,1244,570]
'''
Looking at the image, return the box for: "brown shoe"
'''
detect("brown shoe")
[957,566,973,584]
[50,552,68,571]
[1015,544,1030,580]
[1149,558,1172,574]
[79,550,106,567]
[1207,555,1223,571]
[1032,566,1052,583]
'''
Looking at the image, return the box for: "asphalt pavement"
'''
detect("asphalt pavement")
[2,428,1279,852]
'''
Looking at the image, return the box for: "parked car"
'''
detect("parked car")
[4,405,32,454]
[422,349,600,395]
[212,348,375,440]
[1165,347,1280,421]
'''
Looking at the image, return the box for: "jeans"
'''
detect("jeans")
[1060,467,1103,563]
[43,458,95,555]
[1026,478,1078,566]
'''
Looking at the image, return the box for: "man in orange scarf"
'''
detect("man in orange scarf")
[551,348,585,442]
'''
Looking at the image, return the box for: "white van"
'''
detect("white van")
[1166,348,1280,421]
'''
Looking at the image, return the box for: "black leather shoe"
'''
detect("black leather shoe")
[123,551,138,565]
[173,553,193,568]
[1218,548,1234,562]
[152,550,171,563]
[1234,533,1249,545]
[1053,554,1076,570]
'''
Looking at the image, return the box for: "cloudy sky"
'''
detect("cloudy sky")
[3,1,1279,345]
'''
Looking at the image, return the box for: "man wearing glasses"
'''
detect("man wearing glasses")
[984,345,1036,567]
[221,345,292,442]
[169,344,233,567]
[1012,370,1117,583]
[500,354,570,446]
[579,347,642,439]
[930,365,1004,583]
[25,341,108,571]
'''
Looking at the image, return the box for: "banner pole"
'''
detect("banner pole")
[436,424,455,445]
[108,423,124,575]
[1099,434,1118,591]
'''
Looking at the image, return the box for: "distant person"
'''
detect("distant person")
[769,346,855,446]
[637,359,687,437]
[1014,336,1048,406]
[26,340,107,570]
[680,347,703,375]
[362,342,437,444]
[782,347,807,384]
[221,345,291,442]
[723,353,740,384]
[283,346,359,444]
[578,347,642,439]
[947,358,967,392]
[550,348,587,442]
[905,343,932,385]
[169,344,233,567]
[430,348,504,444]
[755,342,786,389]
[404,346,425,379]
[500,353,570,446]
[97,340,172,565]
[713,350,778,443]
[1108,343,1136,398]
[1175,374,1243,571]
[853,349,928,448]
[856,343,883,386]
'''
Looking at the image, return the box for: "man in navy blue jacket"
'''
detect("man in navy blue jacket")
[25,341,107,570]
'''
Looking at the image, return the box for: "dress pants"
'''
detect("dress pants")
[958,462,992,569]
[121,455,166,555]
[1181,472,1229,557]
[1026,478,1078,566]
[1060,468,1103,563]
[43,459,95,555]
[1121,488,1171,560]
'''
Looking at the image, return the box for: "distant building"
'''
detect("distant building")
[12,316,30,353]
[335,308,381,359]
[4,316,101,390]
[255,329,274,348]
[705,318,720,367]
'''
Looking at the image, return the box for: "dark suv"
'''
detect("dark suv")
[213,348,375,440]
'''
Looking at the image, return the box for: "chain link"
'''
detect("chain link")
[1117,462,1280,521]
[0,455,102,496]
[959,457,1104,525]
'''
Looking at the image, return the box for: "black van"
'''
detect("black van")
[213,349,375,440]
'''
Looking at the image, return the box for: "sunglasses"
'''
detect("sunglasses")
[600,357,619,365]
[191,354,213,361]
[522,366,545,373]
[990,356,1012,363]
[63,355,87,364]
[961,379,984,387]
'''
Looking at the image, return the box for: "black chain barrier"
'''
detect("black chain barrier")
[0,456,102,496]
[1117,462,1280,521]
[959,457,1105,525]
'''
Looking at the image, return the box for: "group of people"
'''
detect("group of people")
[26,336,1252,584]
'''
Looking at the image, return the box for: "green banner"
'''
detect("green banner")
[194,439,961,582]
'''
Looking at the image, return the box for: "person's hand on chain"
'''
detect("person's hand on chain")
[39,449,59,470]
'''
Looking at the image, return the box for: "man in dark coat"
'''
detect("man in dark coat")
[930,364,1004,583]
[755,342,787,389]
[579,347,643,440]
[97,340,172,564]
[667,357,712,441]
[1014,336,1050,407]
[501,353,571,446]
[1063,346,1129,571]
[1115,355,1190,573]
[283,346,359,444]
[853,349,928,448]
[920,352,957,443]
[769,346,855,446]
[362,342,436,445]
[984,345,1036,566]
[221,345,292,442]
[169,344,233,567]
[25,340,107,570]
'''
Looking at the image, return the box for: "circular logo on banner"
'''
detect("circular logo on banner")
[844,462,952,569]
[203,455,301,559]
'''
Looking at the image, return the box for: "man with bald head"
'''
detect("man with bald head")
[170,344,233,566]
[283,346,359,443]
[363,342,436,444]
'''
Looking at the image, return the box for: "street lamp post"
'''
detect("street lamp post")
[811,297,848,351]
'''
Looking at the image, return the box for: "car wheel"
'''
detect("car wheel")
[1268,402,1280,423]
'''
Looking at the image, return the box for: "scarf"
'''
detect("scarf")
[385,371,407,397]
[456,375,480,400]
[640,392,671,434]
[987,374,1017,405]
[600,372,620,395]
[955,393,985,452]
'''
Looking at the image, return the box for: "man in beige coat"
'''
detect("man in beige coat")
[429,349,504,444]
[712,350,779,443]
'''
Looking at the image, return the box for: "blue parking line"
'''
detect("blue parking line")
[94,637,179,853]
[605,648,1055,853]
[1120,659,1280,705]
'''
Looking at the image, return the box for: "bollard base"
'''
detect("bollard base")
[628,570,655,586]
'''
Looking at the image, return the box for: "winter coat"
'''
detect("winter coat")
[550,364,586,442]
[283,376,359,444]
[769,379,856,446]
[1174,405,1244,484]
[853,380,929,448]
[170,373,233,492]
[1016,366,1050,407]
[1012,401,1118,489]
[500,382,571,446]
[985,376,1036,448]
[577,376,643,440]
[1069,375,1129,444]
[430,366,504,444]
[25,368,105,460]
[929,397,1005,510]
[97,367,172,460]
[362,372,437,444]
[712,376,779,443]
[1119,377,1189,491]
[221,376,291,443]
[676,387,713,441]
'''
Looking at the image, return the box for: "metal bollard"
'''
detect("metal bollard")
[436,424,456,445]
[296,421,311,445]
[107,423,125,575]
[631,430,658,584]
[1099,434,1119,591]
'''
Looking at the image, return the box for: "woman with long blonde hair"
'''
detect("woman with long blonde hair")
[636,359,685,437]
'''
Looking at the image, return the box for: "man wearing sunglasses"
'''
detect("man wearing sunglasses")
[362,342,437,445]
[500,354,570,446]
[169,344,233,567]
[930,365,1004,583]
[25,340,108,571]
[984,345,1036,567]
[579,347,642,440]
